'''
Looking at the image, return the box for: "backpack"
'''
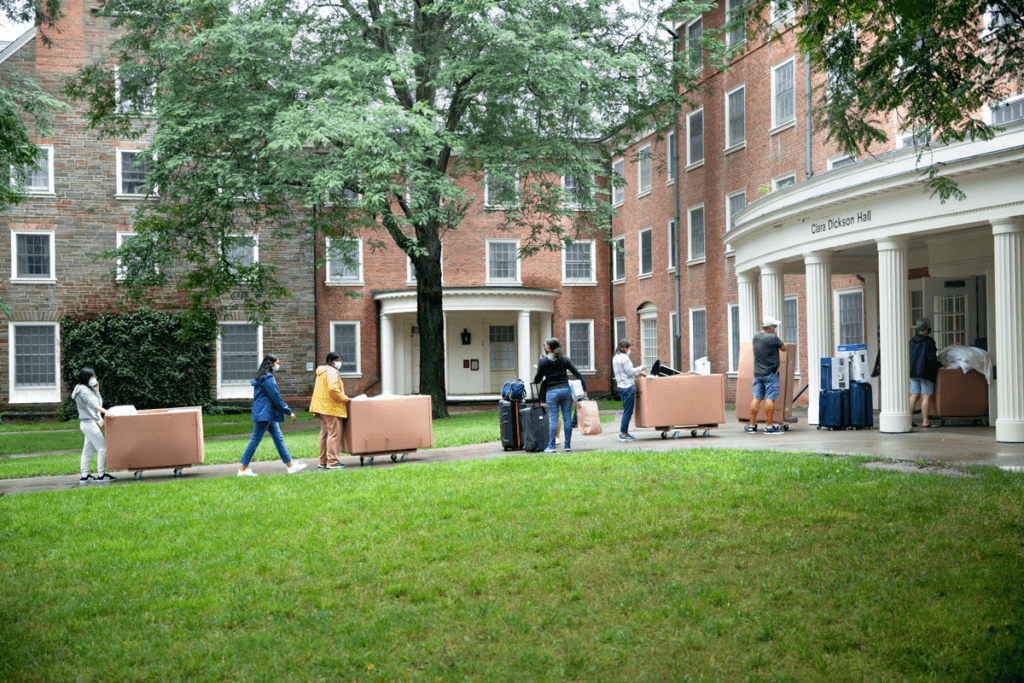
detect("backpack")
[501,379,526,401]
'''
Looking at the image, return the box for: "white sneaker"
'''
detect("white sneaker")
[287,461,308,474]
[237,468,258,477]
[543,447,557,453]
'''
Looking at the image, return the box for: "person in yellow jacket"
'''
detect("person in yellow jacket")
[309,352,351,469]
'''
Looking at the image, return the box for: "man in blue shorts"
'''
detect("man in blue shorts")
[747,316,785,435]
[909,318,940,428]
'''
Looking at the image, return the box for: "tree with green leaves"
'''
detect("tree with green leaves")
[67,0,722,417]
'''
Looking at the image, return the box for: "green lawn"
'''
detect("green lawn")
[0,411,616,479]
[1,449,1020,682]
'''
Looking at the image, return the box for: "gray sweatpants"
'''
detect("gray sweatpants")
[80,420,106,476]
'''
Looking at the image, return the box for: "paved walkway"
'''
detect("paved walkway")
[2,408,1022,495]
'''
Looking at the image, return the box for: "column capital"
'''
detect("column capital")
[736,270,758,284]
[991,216,1024,236]
[803,250,833,266]
[876,235,910,252]
[759,263,785,277]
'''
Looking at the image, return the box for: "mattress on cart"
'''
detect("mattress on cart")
[105,406,205,471]
[342,395,433,456]
[934,368,988,417]
[634,374,727,429]
[735,343,795,423]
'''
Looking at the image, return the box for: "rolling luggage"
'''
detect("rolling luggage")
[818,389,849,431]
[499,398,523,450]
[519,383,549,452]
[849,381,873,429]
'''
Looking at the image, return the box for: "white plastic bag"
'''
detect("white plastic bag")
[568,379,586,402]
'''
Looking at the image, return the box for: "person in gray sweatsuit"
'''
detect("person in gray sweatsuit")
[72,367,115,483]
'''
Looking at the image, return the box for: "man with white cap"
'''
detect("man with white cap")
[747,316,786,435]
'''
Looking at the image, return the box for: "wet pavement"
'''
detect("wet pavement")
[2,407,1022,495]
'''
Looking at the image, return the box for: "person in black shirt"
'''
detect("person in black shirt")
[909,318,941,428]
[748,316,786,435]
[533,337,586,453]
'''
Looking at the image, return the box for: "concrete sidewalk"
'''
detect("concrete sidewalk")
[2,409,1022,495]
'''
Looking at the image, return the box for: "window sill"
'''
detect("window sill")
[579,370,597,376]
[612,278,624,286]
[115,194,155,201]
[484,205,519,211]
[769,120,796,136]
[561,280,598,287]
[612,200,625,208]
[485,281,522,287]
[638,272,653,280]
[685,159,705,172]
[687,257,706,267]
[326,281,365,287]
[724,141,746,156]
[665,178,676,186]
[667,266,677,273]
[10,278,57,284]
[26,192,56,198]
[339,373,362,379]
[636,189,652,199]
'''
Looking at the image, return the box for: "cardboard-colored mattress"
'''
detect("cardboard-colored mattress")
[342,395,434,456]
[634,374,727,429]
[105,406,205,471]
[735,342,796,423]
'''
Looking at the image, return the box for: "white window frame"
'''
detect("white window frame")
[15,144,54,195]
[639,306,658,370]
[669,311,679,369]
[725,84,746,152]
[983,91,1024,126]
[611,158,625,206]
[225,232,259,270]
[982,4,1011,41]
[405,242,444,286]
[638,227,653,278]
[115,231,158,282]
[666,129,677,184]
[898,127,931,148]
[827,154,857,170]
[784,294,800,375]
[726,0,746,49]
[484,170,519,209]
[772,172,796,191]
[114,64,156,116]
[614,317,627,348]
[770,56,797,131]
[667,219,678,271]
[116,148,152,198]
[685,17,703,73]
[686,108,704,169]
[561,174,592,210]
[727,302,740,375]
[770,0,794,24]
[565,319,596,373]
[325,237,364,286]
[612,236,626,284]
[330,320,362,378]
[834,286,865,347]
[216,322,263,400]
[8,321,61,404]
[687,203,705,264]
[561,240,597,286]
[637,144,652,196]
[485,239,521,285]
[10,229,56,283]
[689,306,707,372]
[725,189,746,255]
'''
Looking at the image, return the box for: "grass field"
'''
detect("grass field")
[1,448,1021,682]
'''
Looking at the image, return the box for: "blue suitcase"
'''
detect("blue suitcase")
[849,381,873,429]
[818,389,849,430]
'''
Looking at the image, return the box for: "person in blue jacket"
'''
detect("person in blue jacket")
[238,353,307,476]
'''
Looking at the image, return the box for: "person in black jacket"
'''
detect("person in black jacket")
[909,318,941,428]
[533,337,586,453]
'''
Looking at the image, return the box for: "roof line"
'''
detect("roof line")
[0,26,36,67]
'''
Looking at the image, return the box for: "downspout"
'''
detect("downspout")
[313,206,319,380]
[804,0,813,180]
[671,31,683,371]
[608,161,617,399]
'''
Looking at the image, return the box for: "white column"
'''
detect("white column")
[804,250,833,425]
[992,217,1024,442]
[737,270,759,342]
[760,263,786,340]
[442,311,450,397]
[877,237,911,433]
[863,273,880,400]
[517,310,532,399]
[985,268,998,423]
[380,313,395,395]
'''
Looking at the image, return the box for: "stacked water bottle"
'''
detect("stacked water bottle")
[818,344,873,430]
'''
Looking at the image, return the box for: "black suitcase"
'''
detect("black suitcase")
[499,399,522,450]
[519,383,549,452]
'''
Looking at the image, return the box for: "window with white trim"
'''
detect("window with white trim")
[827,154,857,170]
[690,307,707,371]
[670,311,679,369]
[485,170,518,209]
[837,289,864,345]
[688,204,705,262]
[226,233,258,269]
[667,219,678,270]
[784,295,800,374]
[899,128,931,148]
[405,241,443,285]
[614,318,627,348]
[332,321,361,375]
[639,228,652,276]
[726,189,746,253]
[667,130,677,183]
[11,230,55,282]
[486,239,520,284]
[489,325,515,370]
[771,57,796,128]
[613,237,626,283]
[325,237,362,284]
[14,145,53,194]
[218,323,261,398]
[117,150,151,197]
[726,0,745,48]
[984,4,1013,39]
[562,174,592,210]
[566,320,594,371]
[9,322,60,403]
[114,64,155,116]
[115,232,157,281]
[770,0,793,23]
[640,308,658,369]
[687,109,704,165]
[638,145,652,195]
[726,85,745,149]
[612,158,625,205]
[991,95,1024,126]
[826,25,857,100]
[772,173,796,191]
[562,240,596,284]
[728,303,740,373]
[686,17,703,72]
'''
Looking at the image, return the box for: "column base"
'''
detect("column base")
[879,412,912,433]
[996,419,1024,443]
[807,400,820,426]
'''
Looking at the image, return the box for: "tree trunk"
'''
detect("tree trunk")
[415,233,449,419]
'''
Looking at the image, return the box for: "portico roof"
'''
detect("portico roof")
[373,286,560,315]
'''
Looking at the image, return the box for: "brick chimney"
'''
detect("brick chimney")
[35,0,85,73]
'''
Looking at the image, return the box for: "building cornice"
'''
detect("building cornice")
[0,27,36,67]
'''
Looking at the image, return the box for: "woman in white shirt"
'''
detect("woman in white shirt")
[612,340,645,441]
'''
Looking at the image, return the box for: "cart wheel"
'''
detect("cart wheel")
[359,457,364,467]
[817,426,821,430]
[703,430,711,437]
[783,424,790,432]
[673,431,680,439]
[391,454,397,463]
[661,431,667,439]
[174,468,183,478]
[367,457,374,467]
[401,454,408,463]
[134,471,142,481]
[691,430,697,438]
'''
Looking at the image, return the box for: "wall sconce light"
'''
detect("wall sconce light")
[461,328,472,345]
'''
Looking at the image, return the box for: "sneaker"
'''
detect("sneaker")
[543,447,557,453]
[326,463,345,470]
[744,425,757,434]
[618,434,637,442]
[287,461,308,474]
[763,425,785,434]
[96,473,117,483]
[78,474,95,483]
[317,464,328,470]
[237,468,258,477]
[564,444,572,452]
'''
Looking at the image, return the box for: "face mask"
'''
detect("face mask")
[272,365,280,373]
[333,361,342,370]
[88,378,98,387]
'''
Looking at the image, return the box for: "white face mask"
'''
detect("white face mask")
[273,365,281,373]
[88,378,98,387]
[333,361,342,370]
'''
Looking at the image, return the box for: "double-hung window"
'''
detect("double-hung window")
[688,205,705,262]
[726,0,745,49]
[686,17,703,72]
[826,25,857,101]
[726,85,745,149]
[640,307,658,369]
[612,237,626,283]
[566,320,594,372]
[728,303,741,373]
[771,58,796,129]
[11,229,56,282]
[562,241,596,285]
[637,145,652,195]
[837,290,864,345]
[487,240,520,284]
[667,130,677,183]
[325,237,363,285]
[114,64,155,116]
[485,170,518,209]
[15,145,54,194]
[8,322,60,403]
[639,228,652,276]
[690,307,707,371]
[614,318,627,348]
[115,231,157,281]
[117,149,151,197]
[770,0,794,23]
[226,233,258,270]
[725,189,746,253]
[667,219,678,271]
[611,159,625,205]
[687,109,704,166]
[784,296,800,374]
[562,174,591,210]
[332,321,361,375]
[218,323,261,399]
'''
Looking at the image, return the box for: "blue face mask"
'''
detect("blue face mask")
[271,364,280,373]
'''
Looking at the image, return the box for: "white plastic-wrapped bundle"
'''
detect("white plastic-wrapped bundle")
[937,346,993,382]
[104,405,138,417]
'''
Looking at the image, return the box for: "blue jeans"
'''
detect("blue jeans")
[240,421,292,467]
[546,386,573,450]
[619,385,635,434]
